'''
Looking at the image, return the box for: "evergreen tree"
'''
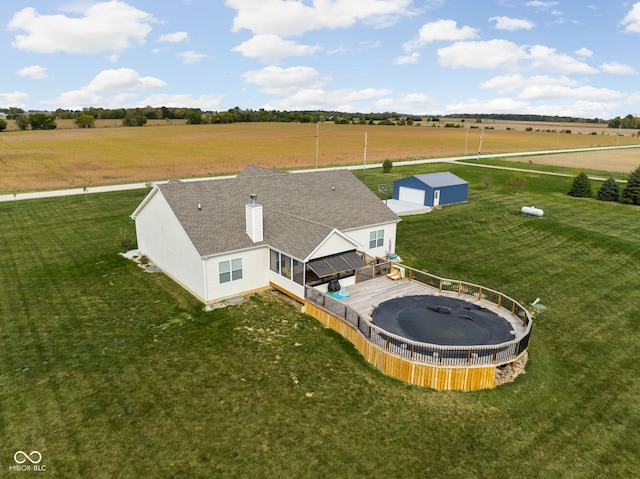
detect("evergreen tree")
[568,172,592,197]
[597,177,620,202]
[621,165,640,205]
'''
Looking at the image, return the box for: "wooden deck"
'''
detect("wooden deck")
[342,275,527,336]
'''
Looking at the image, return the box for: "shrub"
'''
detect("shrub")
[507,173,525,194]
[568,172,592,198]
[597,177,620,202]
[382,159,393,173]
[116,227,133,253]
[621,165,640,205]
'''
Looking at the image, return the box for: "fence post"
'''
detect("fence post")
[497,294,502,309]
[478,287,483,300]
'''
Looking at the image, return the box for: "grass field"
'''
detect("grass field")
[1,162,639,478]
[1,121,638,193]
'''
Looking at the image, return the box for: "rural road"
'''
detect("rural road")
[2,144,638,203]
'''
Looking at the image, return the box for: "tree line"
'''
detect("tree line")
[0,106,425,130]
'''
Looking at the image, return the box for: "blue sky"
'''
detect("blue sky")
[2,1,640,119]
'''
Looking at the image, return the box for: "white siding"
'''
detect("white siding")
[134,191,205,300]
[268,272,305,300]
[204,247,270,302]
[345,222,398,258]
[309,232,357,260]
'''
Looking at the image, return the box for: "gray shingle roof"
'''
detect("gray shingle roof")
[155,166,399,260]
[414,172,468,188]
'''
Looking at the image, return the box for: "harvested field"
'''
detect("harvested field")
[502,148,640,174]
[0,121,637,193]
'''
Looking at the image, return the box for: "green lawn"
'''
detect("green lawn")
[1,166,639,478]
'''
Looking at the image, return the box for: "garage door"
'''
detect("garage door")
[398,186,426,205]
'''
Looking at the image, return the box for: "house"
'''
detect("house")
[392,172,468,208]
[131,165,400,303]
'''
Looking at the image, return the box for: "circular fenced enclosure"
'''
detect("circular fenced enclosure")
[304,258,533,391]
[371,295,516,347]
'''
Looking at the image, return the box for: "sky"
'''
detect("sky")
[2,1,640,119]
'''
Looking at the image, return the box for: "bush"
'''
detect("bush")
[382,159,393,173]
[116,228,133,253]
[507,173,525,194]
[568,172,592,198]
[597,177,620,202]
[621,165,640,205]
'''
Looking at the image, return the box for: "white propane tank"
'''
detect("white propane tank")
[521,206,544,217]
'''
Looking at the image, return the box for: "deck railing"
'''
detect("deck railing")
[305,258,532,367]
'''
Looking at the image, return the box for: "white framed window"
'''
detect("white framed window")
[219,258,243,284]
[369,229,384,249]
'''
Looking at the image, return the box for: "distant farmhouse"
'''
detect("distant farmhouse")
[131,166,399,303]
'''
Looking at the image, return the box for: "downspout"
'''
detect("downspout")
[202,258,209,302]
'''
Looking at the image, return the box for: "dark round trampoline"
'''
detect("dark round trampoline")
[371,295,515,346]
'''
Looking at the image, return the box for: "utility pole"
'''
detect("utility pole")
[315,122,319,168]
[477,128,484,160]
[363,131,368,170]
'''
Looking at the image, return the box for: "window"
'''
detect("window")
[270,250,281,274]
[369,229,384,249]
[292,259,304,285]
[219,258,243,284]
[281,255,291,279]
[270,249,304,284]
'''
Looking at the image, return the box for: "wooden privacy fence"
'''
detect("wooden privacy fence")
[304,260,532,390]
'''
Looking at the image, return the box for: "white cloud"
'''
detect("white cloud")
[518,84,625,102]
[8,1,156,54]
[529,45,598,74]
[374,93,436,114]
[106,54,119,63]
[16,65,48,79]
[177,50,208,64]
[86,69,167,91]
[137,94,225,110]
[438,39,528,69]
[489,16,535,31]
[40,68,168,108]
[43,89,106,109]
[444,97,529,114]
[621,2,640,33]
[226,0,414,36]
[242,66,329,95]
[0,91,30,108]
[394,52,421,65]
[480,74,578,94]
[403,20,478,51]
[600,62,636,75]
[263,87,393,111]
[575,47,593,58]
[231,34,320,63]
[158,32,189,43]
[479,73,624,103]
[525,1,558,8]
[446,95,617,120]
